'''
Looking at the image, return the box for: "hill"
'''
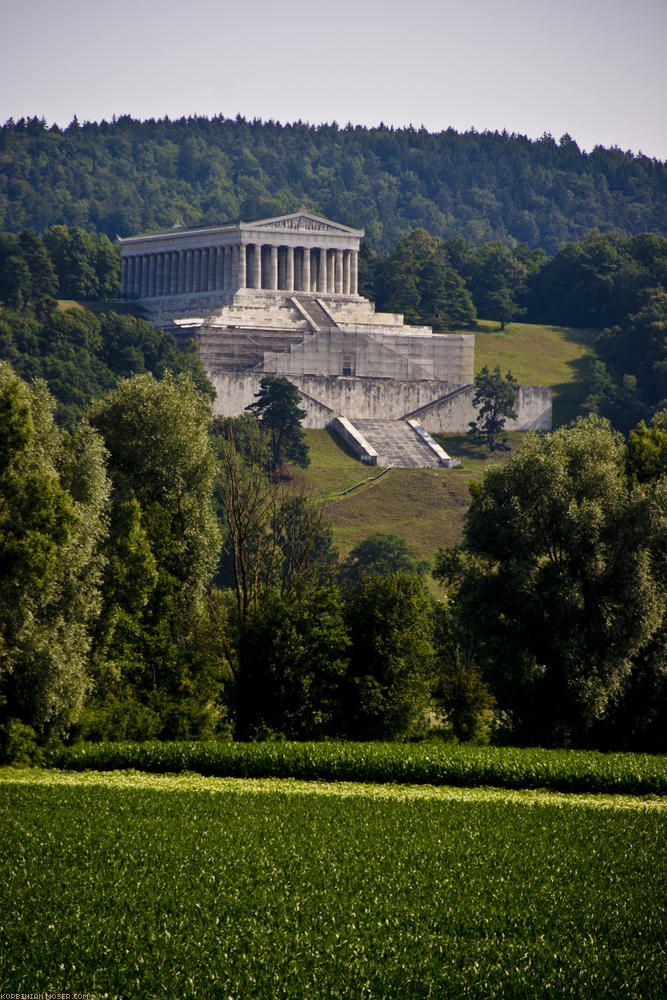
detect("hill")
[294,429,516,572]
[469,319,597,426]
[295,318,601,564]
[2,116,665,254]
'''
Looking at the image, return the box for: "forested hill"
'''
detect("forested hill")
[1,115,666,254]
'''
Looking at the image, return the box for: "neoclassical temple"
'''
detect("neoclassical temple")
[116,210,550,465]
[118,208,362,300]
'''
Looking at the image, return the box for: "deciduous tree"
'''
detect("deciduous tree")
[437,416,666,745]
[0,364,109,738]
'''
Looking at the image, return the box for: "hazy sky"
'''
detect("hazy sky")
[2,0,666,159]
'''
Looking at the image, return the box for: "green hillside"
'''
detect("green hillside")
[468,319,597,427]
[296,321,597,562]
[295,430,516,569]
[3,117,665,254]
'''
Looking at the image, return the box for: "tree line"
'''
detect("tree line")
[1,362,665,759]
[366,228,667,432]
[1,115,665,255]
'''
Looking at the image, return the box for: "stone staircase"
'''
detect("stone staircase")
[291,295,339,331]
[351,419,454,468]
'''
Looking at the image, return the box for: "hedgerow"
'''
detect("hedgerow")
[44,740,667,795]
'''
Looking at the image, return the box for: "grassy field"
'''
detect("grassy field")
[468,319,597,427]
[294,429,515,562]
[2,769,664,1000]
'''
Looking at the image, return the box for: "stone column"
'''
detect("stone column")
[343,251,351,295]
[328,250,335,293]
[141,255,149,297]
[317,248,327,293]
[351,250,358,295]
[194,249,203,293]
[301,247,310,292]
[238,244,247,289]
[156,254,165,297]
[120,257,128,297]
[224,247,232,289]
[133,257,141,297]
[197,249,205,292]
[169,250,180,295]
[286,246,294,291]
[175,251,184,294]
[251,243,261,288]
[147,255,156,297]
[214,248,223,290]
[184,250,193,293]
[162,254,170,297]
[269,245,278,290]
[335,250,343,294]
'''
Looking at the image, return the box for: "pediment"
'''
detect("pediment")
[246,209,363,237]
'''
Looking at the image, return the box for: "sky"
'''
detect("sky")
[2,0,666,160]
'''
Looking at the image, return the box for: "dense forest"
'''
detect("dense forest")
[1,115,666,253]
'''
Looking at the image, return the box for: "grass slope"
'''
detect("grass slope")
[295,430,514,563]
[468,319,597,427]
[294,321,597,561]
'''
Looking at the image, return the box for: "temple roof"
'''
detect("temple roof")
[118,208,363,244]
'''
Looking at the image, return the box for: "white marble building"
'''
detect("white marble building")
[117,210,550,465]
[118,207,363,300]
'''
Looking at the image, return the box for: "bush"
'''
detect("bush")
[0,719,43,766]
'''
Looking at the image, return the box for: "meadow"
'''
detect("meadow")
[1,768,665,1000]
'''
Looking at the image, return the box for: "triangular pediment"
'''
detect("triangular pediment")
[245,208,363,237]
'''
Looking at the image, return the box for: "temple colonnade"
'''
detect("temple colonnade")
[120,242,359,299]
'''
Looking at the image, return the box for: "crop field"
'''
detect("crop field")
[1,769,665,1000]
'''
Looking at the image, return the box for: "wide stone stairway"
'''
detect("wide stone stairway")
[351,419,453,468]
[291,295,338,331]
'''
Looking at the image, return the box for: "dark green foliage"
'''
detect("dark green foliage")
[0,230,57,314]
[342,574,435,740]
[0,225,211,426]
[246,375,309,475]
[85,373,227,740]
[235,588,350,740]
[374,228,476,330]
[468,366,518,450]
[338,531,429,586]
[0,716,43,765]
[1,116,666,254]
[468,241,527,328]
[432,598,496,743]
[524,232,667,427]
[44,740,667,794]
[0,301,212,428]
[437,416,667,747]
[0,365,109,737]
[626,410,667,482]
[43,224,120,300]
